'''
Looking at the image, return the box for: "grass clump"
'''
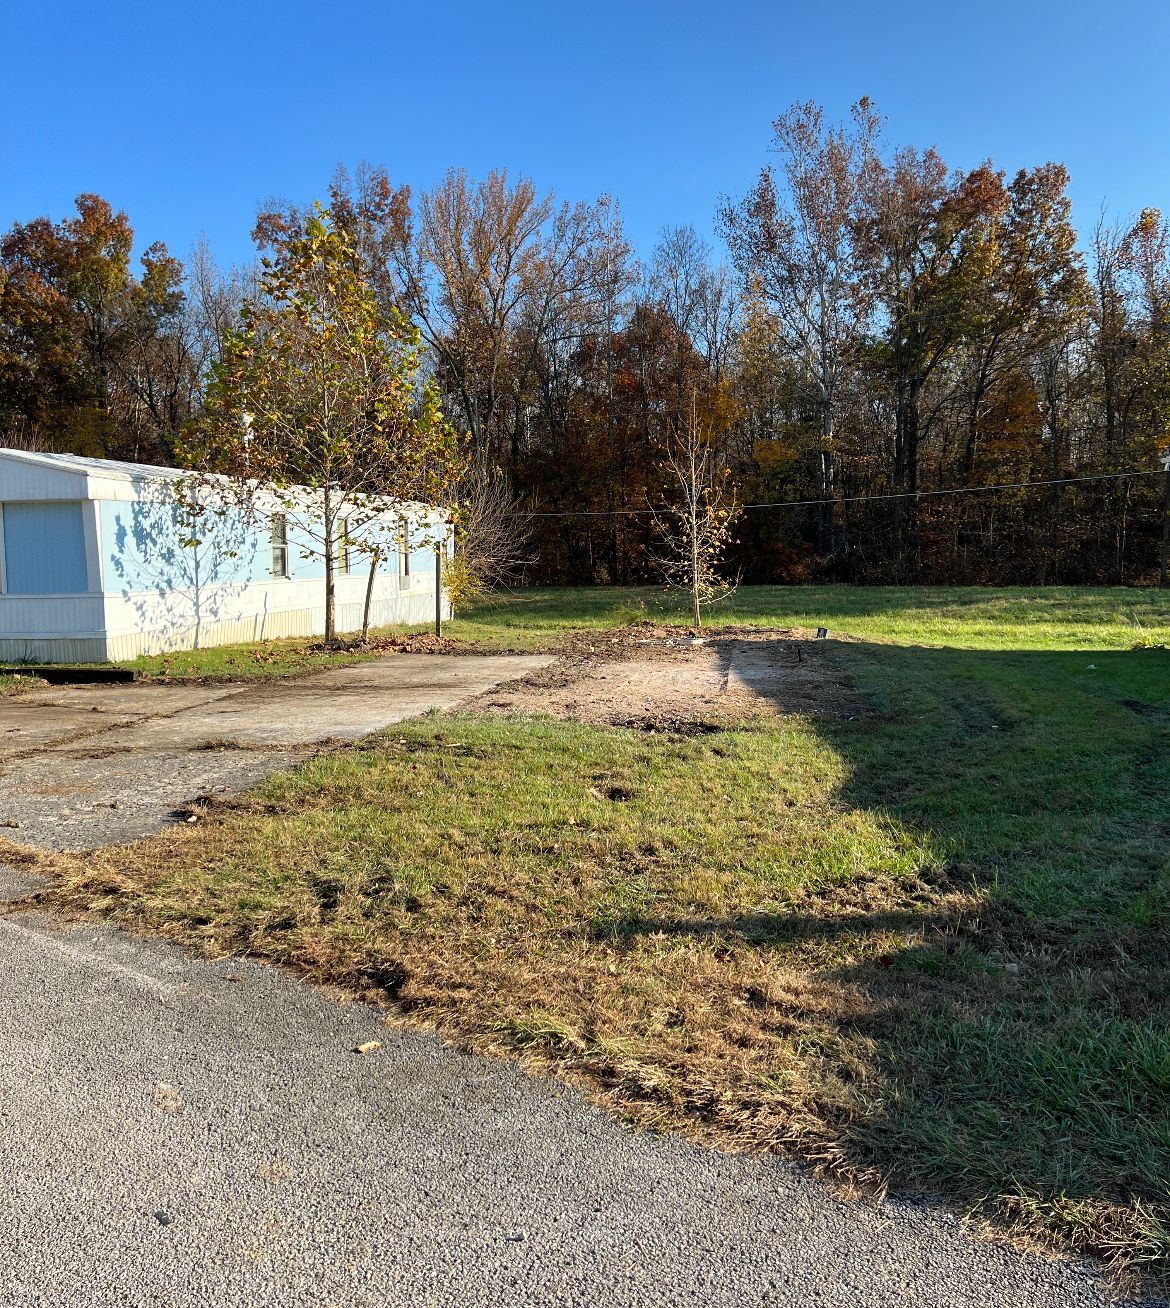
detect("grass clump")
[123,635,380,683]
[0,672,47,696]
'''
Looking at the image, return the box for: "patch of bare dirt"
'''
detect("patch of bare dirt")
[469,626,864,732]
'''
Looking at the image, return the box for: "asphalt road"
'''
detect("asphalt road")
[0,895,1161,1308]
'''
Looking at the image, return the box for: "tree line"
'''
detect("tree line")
[2,100,1168,587]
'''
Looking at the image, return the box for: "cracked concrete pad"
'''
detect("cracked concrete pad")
[0,705,139,760]
[0,655,549,849]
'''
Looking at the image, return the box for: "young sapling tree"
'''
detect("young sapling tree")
[187,207,459,642]
[651,392,739,629]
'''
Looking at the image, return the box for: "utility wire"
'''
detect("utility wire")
[523,469,1164,518]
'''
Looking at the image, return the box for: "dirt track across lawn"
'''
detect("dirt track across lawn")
[472,626,863,732]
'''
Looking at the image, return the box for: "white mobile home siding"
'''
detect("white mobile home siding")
[0,449,450,663]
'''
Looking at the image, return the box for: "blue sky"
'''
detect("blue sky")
[3,0,1168,271]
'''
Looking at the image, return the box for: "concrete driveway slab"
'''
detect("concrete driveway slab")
[0,655,549,848]
[0,703,148,760]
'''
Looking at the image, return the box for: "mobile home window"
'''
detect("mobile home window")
[270,514,289,578]
[399,518,410,576]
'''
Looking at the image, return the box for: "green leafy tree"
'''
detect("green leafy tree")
[189,206,460,642]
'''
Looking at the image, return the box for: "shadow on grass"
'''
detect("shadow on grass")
[604,635,1170,1276]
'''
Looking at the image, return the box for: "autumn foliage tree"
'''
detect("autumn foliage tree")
[721,100,878,557]
[190,207,459,641]
[0,194,196,461]
[2,108,1169,588]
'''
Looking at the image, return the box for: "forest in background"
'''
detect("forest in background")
[2,100,1168,587]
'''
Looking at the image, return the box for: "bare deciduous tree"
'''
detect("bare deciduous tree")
[449,460,533,605]
[393,169,624,466]
[721,100,879,554]
[651,394,739,628]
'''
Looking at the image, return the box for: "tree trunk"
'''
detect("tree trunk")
[323,485,336,642]
[1160,469,1170,589]
[1116,481,1131,585]
[606,293,619,585]
[818,447,835,557]
[691,503,701,629]
[893,374,922,576]
[815,399,834,557]
[361,546,382,640]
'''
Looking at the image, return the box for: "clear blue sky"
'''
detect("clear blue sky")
[3,0,1168,271]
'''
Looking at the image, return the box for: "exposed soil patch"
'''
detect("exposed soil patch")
[469,625,864,732]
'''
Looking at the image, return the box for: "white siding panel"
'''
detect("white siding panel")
[0,595,108,662]
[0,595,106,636]
[0,576,449,662]
[0,457,89,501]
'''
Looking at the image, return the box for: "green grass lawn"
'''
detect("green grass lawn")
[445,583,1170,651]
[117,583,1168,681]
[42,583,1170,1283]
[122,636,382,682]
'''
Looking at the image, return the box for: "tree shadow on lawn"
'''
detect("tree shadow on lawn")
[605,636,1170,1280]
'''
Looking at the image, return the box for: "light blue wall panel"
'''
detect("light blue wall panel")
[100,499,267,595]
[285,518,326,579]
[284,519,400,579]
[98,498,407,594]
[403,519,442,577]
[3,502,89,594]
[410,541,438,577]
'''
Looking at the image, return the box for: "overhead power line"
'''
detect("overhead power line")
[523,469,1164,519]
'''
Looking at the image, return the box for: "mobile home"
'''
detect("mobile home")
[0,448,449,663]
